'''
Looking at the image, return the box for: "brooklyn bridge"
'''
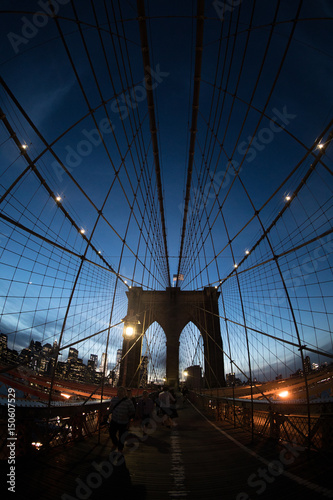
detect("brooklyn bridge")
[0,1,333,498]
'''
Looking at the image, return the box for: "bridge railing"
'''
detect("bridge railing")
[0,400,110,459]
[189,392,333,451]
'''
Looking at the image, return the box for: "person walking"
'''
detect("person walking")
[108,386,135,452]
[158,386,176,428]
[136,390,154,434]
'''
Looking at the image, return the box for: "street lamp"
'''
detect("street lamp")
[121,314,141,338]
[121,315,141,386]
[124,325,134,337]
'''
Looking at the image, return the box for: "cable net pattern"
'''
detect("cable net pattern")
[0,1,332,393]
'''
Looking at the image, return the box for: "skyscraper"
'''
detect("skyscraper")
[98,352,108,375]
[114,349,122,383]
[90,354,98,370]
[68,347,78,362]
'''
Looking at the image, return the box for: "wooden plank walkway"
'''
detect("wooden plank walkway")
[4,400,333,500]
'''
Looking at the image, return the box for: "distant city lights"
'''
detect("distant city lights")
[31,442,43,449]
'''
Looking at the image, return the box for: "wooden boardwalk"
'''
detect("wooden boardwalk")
[5,400,333,500]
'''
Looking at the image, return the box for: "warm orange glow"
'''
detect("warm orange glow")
[61,393,71,399]
[278,390,289,398]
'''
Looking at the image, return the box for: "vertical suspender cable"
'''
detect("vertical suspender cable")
[137,0,171,287]
[176,0,205,286]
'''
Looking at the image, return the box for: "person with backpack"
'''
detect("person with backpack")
[108,386,135,452]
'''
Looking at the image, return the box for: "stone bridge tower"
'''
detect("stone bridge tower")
[119,286,225,388]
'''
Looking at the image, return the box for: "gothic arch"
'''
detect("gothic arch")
[179,322,204,379]
[142,321,167,385]
[119,286,225,387]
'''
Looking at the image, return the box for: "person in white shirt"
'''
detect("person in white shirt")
[158,386,176,428]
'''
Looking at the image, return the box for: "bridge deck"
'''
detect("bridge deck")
[6,401,333,500]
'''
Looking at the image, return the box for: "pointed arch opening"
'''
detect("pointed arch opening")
[141,321,166,386]
[179,322,204,387]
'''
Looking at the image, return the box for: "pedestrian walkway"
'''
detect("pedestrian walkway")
[6,400,333,499]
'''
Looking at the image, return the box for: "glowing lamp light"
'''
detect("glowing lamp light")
[183,371,188,377]
[285,195,291,202]
[125,326,134,337]
[61,393,71,399]
[80,228,85,234]
[234,263,238,268]
[55,196,62,202]
[317,143,324,149]
[278,390,289,398]
[31,442,43,450]
[245,250,250,255]
[21,144,28,149]
[122,314,140,338]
